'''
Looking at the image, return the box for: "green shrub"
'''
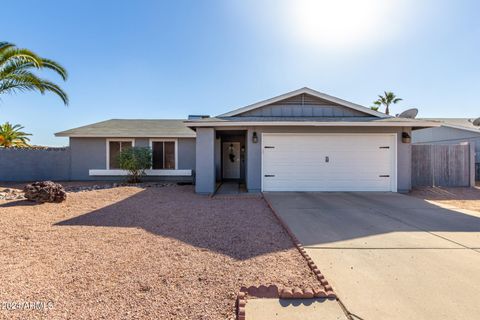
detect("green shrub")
[118,147,152,183]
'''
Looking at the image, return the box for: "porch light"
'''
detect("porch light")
[402,132,411,143]
[252,132,258,144]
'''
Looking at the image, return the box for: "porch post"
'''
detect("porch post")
[195,127,216,194]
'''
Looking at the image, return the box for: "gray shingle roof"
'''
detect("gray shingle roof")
[55,119,196,138]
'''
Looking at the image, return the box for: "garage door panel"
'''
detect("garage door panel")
[262,134,395,192]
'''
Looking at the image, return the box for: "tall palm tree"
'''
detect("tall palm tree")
[373,91,402,115]
[0,122,31,147]
[0,42,68,105]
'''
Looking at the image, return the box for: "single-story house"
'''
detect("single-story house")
[56,87,438,194]
[412,118,480,180]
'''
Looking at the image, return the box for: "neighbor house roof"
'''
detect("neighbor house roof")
[217,87,388,118]
[419,118,480,134]
[55,119,196,138]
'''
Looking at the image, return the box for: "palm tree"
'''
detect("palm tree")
[0,122,31,147]
[0,42,68,105]
[373,91,402,115]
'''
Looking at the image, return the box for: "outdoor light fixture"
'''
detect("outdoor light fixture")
[402,132,411,143]
[252,131,258,143]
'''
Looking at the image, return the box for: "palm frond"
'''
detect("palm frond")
[0,48,43,68]
[0,42,68,105]
[37,79,69,105]
[39,58,68,80]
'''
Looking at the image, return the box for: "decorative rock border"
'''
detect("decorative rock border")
[65,182,177,193]
[0,182,185,201]
[235,195,337,320]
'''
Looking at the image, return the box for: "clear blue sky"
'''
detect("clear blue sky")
[1,0,479,146]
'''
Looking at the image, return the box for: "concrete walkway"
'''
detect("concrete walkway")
[264,192,480,320]
[246,298,348,320]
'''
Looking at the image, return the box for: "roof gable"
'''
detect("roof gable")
[218,87,388,118]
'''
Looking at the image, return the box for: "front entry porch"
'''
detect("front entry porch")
[195,128,249,194]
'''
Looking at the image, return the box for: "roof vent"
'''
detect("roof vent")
[188,115,210,120]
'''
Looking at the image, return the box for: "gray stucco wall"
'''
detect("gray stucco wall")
[70,138,106,180]
[243,126,412,193]
[70,137,196,181]
[195,128,216,193]
[0,148,70,182]
[413,127,480,163]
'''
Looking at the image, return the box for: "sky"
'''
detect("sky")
[1,0,479,146]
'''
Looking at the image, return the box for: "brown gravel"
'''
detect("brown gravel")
[0,186,318,319]
[411,186,480,213]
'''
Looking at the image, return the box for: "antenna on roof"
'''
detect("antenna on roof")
[397,108,418,119]
[472,117,480,126]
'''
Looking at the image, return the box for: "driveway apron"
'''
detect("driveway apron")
[264,192,480,320]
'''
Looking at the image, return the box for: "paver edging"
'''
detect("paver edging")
[235,194,337,320]
[262,194,336,297]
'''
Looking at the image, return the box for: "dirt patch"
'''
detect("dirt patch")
[411,186,480,213]
[0,186,318,319]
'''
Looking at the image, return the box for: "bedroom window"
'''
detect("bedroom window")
[151,140,176,169]
[108,140,133,169]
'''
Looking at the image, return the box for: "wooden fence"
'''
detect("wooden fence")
[412,144,475,187]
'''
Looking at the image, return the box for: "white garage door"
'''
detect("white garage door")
[262,134,396,192]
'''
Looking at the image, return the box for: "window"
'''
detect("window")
[108,140,133,169]
[151,140,176,169]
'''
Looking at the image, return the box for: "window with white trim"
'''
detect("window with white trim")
[151,141,176,169]
[108,140,133,169]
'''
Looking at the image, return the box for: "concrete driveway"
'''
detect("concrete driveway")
[264,192,480,320]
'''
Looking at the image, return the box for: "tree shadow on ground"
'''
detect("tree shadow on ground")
[55,186,297,260]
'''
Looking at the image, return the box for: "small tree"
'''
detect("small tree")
[118,147,152,183]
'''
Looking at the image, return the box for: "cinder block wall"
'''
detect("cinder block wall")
[0,148,71,182]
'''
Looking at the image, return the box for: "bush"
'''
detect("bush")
[118,147,152,183]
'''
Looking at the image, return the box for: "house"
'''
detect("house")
[412,118,480,180]
[55,88,438,194]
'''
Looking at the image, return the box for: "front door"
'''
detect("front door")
[222,142,241,179]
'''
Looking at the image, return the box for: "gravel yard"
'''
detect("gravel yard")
[411,186,480,213]
[0,185,318,319]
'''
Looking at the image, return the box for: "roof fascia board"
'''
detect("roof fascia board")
[54,133,196,138]
[184,121,440,128]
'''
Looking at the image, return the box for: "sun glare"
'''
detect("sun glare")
[283,0,406,51]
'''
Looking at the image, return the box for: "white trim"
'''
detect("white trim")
[89,169,192,176]
[185,120,440,128]
[261,133,398,192]
[106,138,135,170]
[149,138,178,170]
[218,87,388,118]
